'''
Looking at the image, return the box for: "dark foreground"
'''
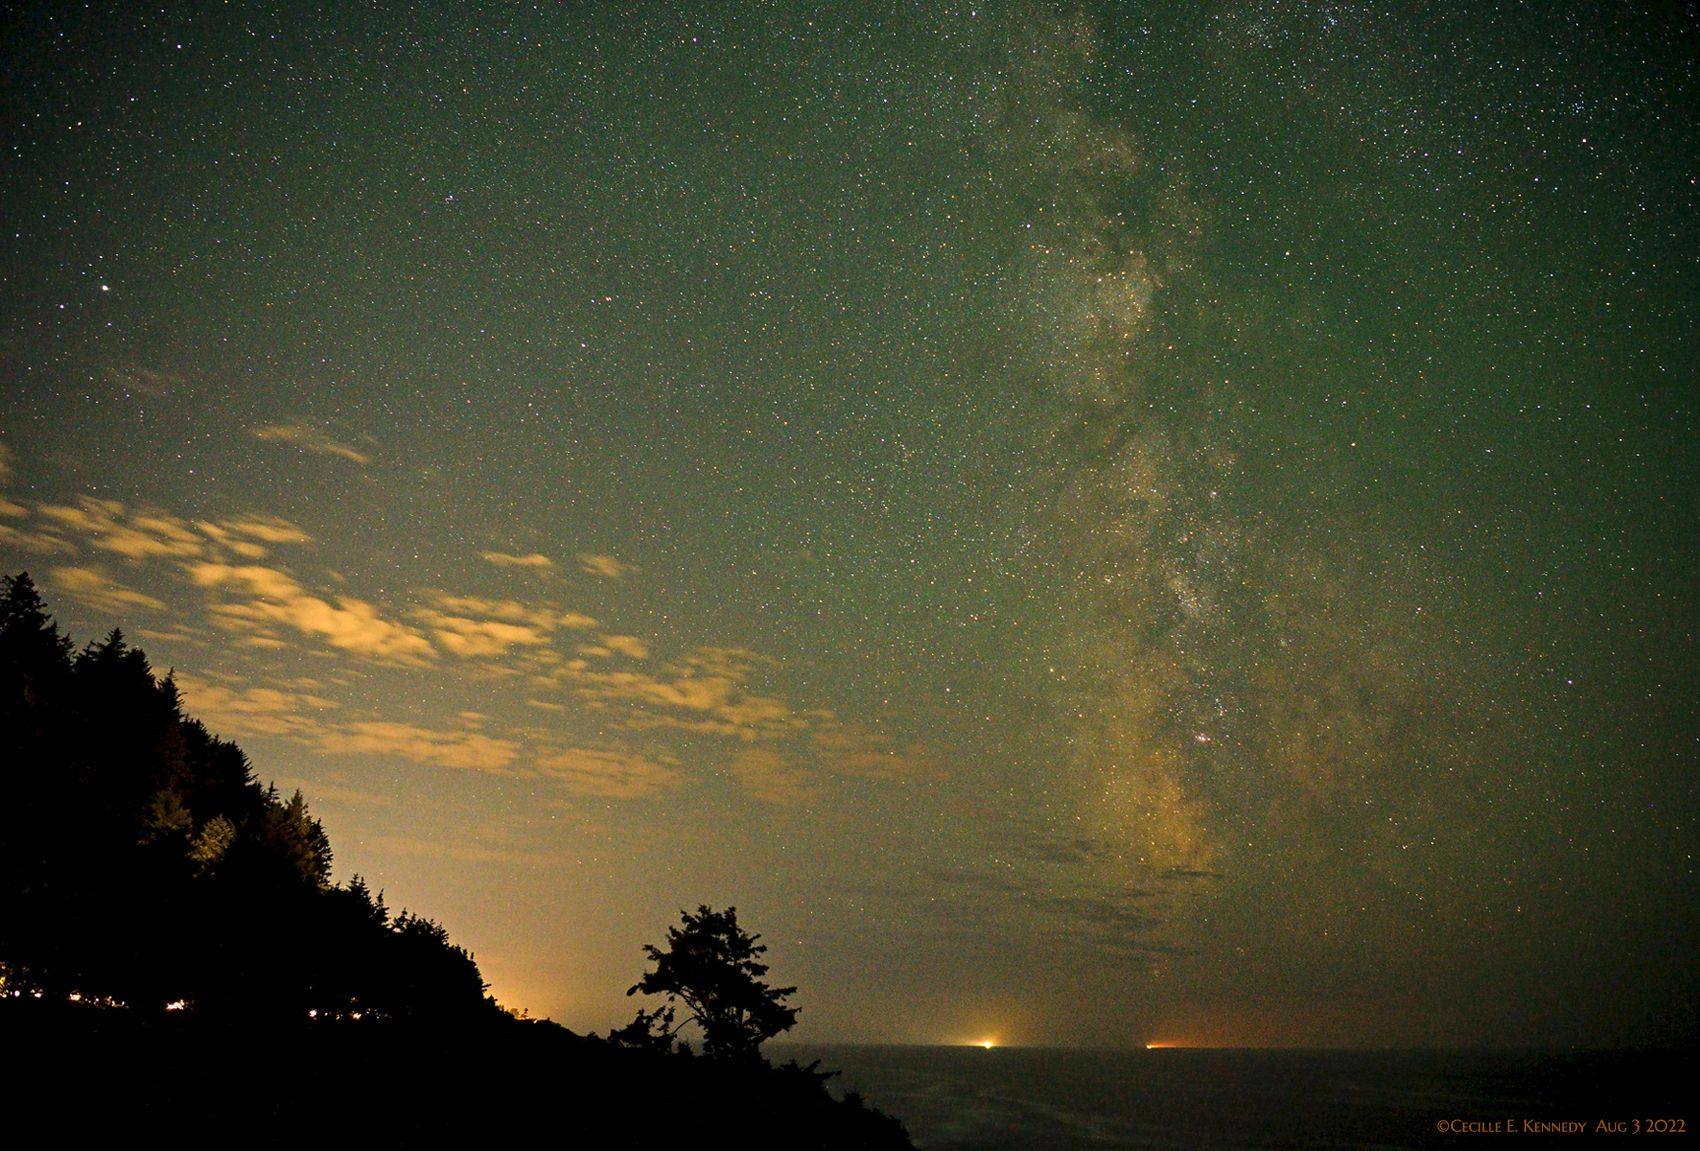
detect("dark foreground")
[782,1043,1696,1150]
[4,1004,913,1149]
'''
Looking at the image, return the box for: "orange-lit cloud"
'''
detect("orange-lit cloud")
[314,720,520,772]
[172,673,342,739]
[249,422,372,464]
[187,561,437,665]
[414,590,598,662]
[0,515,71,553]
[534,746,682,799]
[136,627,202,645]
[196,514,312,558]
[811,717,943,783]
[270,774,398,810]
[482,550,557,570]
[418,610,554,658]
[576,552,633,579]
[39,498,204,561]
[422,591,597,632]
[25,498,316,567]
[102,363,186,398]
[48,564,167,615]
[565,663,802,741]
[364,833,567,869]
[727,746,817,806]
[591,634,650,660]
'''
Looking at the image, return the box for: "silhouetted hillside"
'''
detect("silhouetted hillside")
[0,572,911,1148]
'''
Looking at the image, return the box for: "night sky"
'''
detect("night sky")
[3,2,1695,1048]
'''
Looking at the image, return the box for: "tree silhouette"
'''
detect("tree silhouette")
[0,572,499,1024]
[624,905,798,1060]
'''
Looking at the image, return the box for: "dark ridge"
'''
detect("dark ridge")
[0,572,911,1149]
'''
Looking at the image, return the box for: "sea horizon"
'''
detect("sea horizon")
[773,1043,1695,1150]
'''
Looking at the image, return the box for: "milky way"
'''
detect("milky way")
[2,2,1693,1047]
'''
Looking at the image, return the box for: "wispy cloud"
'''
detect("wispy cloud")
[727,746,817,806]
[49,565,167,616]
[197,514,311,557]
[566,662,801,740]
[39,498,204,561]
[102,364,186,398]
[188,561,437,665]
[136,626,204,646]
[417,610,555,659]
[0,514,71,554]
[249,422,372,465]
[576,553,634,579]
[364,833,566,869]
[26,498,313,566]
[533,642,939,798]
[173,673,342,739]
[483,551,556,571]
[271,774,398,810]
[414,590,597,661]
[315,720,520,772]
[534,746,681,799]
[811,717,942,783]
[10,482,938,812]
[578,633,651,660]
[422,592,597,632]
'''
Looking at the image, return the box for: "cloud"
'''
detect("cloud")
[172,673,341,739]
[538,644,938,790]
[0,443,11,481]
[38,498,204,561]
[414,590,598,661]
[566,662,801,741]
[271,775,397,810]
[483,551,556,570]
[364,833,565,869]
[0,516,71,553]
[422,591,597,631]
[187,561,436,665]
[534,746,681,799]
[579,633,650,660]
[48,565,167,615]
[21,497,312,565]
[727,746,817,806]
[315,720,519,772]
[811,717,943,783]
[197,514,312,558]
[417,610,554,658]
[249,422,372,465]
[576,553,634,579]
[136,626,203,645]
[102,363,186,398]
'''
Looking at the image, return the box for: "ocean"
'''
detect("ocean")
[776,1045,1694,1149]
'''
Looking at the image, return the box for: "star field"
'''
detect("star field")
[2,1,1694,1047]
